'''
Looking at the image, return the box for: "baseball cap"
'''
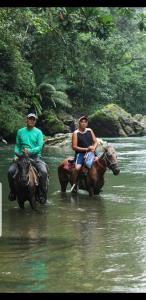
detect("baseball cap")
[27,113,37,119]
[78,115,88,122]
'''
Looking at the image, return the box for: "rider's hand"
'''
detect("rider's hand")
[23,148,29,156]
[13,157,18,162]
[88,145,95,152]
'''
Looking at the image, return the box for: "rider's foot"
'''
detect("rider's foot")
[9,191,16,201]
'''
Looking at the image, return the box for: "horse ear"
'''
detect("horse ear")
[103,146,107,152]
[102,141,108,151]
[97,139,108,152]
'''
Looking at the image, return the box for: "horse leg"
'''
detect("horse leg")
[35,186,40,202]
[94,178,104,195]
[17,196,25,209]
[88,186,94,197]
[15,188,25,209]
[94,188,100,195]
[86,175,95,197]
[29,196,37,210]
[58,166,69,192]
[60,178,68,193]
[29,188,37,210]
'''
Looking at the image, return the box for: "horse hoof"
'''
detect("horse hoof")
[43,200,50,206]
[39,197,46,204]
[9,192,16,201]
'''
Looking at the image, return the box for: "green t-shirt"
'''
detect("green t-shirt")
[14,127,44,158]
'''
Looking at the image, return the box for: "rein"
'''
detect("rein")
[103,151,117,168]
[96,156,107,170]
[96,150,117,169]
[27,165,38,186]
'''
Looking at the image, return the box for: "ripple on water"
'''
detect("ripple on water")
[1,138,146,292]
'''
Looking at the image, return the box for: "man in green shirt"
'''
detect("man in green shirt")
[8,113,48,204]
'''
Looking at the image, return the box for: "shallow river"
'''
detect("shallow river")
[0,136,146,292]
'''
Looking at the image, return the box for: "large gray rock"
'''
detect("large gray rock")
[89,104,145,137]
[134,114,146,134]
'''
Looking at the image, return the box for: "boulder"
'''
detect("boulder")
[89,104,145,137]
[134,114,146,133]
[38,110,66,136]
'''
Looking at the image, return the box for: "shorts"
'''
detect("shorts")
[74,152,85,165]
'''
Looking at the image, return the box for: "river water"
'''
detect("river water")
[0,137,146,292]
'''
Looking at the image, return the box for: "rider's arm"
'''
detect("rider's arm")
[14,129,21,157]
[28,131,44,155]
[72,131,88,152]
[88,129,99,152]
[91,129,98,150]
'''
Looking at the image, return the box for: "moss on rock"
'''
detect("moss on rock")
[89,103,145,137]
[39,110,65,136]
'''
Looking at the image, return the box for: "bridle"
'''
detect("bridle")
[103,150,118,168]
[16,157,38,186]
[96,148,118,169]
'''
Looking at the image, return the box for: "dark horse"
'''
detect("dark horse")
[58,144,120,196]
[13,155,40,209]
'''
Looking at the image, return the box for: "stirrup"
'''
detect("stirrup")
[70,183,78,193]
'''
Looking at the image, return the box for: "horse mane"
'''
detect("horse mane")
[16,157,39,186]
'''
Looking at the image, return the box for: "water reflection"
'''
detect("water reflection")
[7,207,49,240]
[1,138,146,291]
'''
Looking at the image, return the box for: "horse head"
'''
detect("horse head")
[102,144,120,175]
[16,155,31,186]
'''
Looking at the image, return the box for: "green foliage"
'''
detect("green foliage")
[31,95,42,115]
[51,91,72,110]
[1,7,146,137]
[39,82,72,111]
[0,96,25,137]
[39,83,56,109]
[39,83,56,95]
[39,110,65,135]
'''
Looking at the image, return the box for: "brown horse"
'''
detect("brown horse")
[58,144,120,196]
[14,156,39,209]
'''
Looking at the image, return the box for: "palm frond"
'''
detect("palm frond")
[51,91,72,109]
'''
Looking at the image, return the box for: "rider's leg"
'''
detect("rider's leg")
[34,158,48,204]
[8,163,17,201]
[71,164,82,192]
[71,153,84,192]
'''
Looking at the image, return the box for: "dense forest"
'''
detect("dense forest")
[1,7,146,138]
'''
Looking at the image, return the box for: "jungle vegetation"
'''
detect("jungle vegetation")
[1,7,146,137]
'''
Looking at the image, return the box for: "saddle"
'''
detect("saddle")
[63,157,93,176]
[63,157,75,171]
[63,155,100,175]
